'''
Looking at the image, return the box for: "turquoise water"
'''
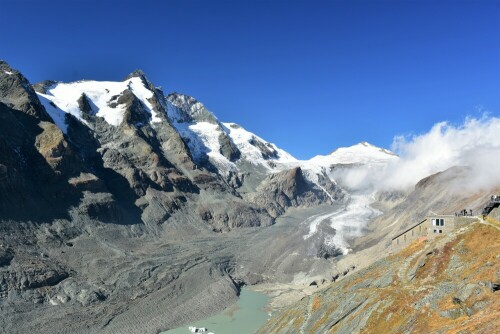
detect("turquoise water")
[162,289,270,334]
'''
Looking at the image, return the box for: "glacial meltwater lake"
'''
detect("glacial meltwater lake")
[162,289,270,334]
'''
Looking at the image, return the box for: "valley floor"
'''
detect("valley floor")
[0,203,354,334]
[3,187,498,334]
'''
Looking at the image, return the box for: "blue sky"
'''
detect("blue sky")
[1,0,499,159]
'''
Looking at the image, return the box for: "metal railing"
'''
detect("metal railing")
[482,195,500,215]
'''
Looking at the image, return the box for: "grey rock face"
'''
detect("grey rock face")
[247,167,337,217]
[32,80,58,94]
[0,253,69,301]
[47,278,107,306]
[167,93,219,124]
[195,199,273,229]
[166,92,243,167]
[0,61,51,121]
[75,191,121,222]
[119,90,152,126]
[249,136,279,159]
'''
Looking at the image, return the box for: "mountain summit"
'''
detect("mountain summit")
[310,141,398,166]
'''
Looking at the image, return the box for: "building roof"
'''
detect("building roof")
[426,214,455,218]
[392,219,427,240]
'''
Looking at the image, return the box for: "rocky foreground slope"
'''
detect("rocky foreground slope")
[258,212,500,334]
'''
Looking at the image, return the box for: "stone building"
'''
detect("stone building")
[391,219,428,249]
[427,215,455,235]
[391,214,478,250]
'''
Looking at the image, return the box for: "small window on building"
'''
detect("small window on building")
[439,229,443,233]
[433,229,438,234]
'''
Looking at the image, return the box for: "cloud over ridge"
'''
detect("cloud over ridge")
[337,115,500,192]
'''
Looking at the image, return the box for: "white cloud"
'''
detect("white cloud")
[337,115,500,192]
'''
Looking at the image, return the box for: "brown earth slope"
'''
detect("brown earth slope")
[258,217,500,334]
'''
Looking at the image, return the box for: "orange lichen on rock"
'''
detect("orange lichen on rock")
[311,295,321,312]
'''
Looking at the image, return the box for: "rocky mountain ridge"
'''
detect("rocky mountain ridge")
[0,60,413,334]
[1,60,399,230]
[0,61,341,229]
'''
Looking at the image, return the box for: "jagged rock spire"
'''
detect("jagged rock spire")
[124,69,155,91]
[0,60,52,121]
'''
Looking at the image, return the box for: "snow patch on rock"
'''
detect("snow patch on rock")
[223,122,296,167]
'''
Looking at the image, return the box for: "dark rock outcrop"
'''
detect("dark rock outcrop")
[76,93,95,120]
[218,132,241,161]
[317,243,344,259]
[249,136,279,160]
[0,247,14,267]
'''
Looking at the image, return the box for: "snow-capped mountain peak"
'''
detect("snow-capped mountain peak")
[308,141,398,166]
[35,75,161,133]
[165,93,296,173]
[32,69,395,189]
[334,141,396,156]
